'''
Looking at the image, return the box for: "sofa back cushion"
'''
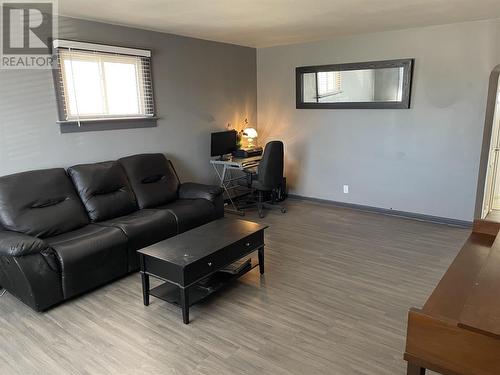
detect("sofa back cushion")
[119,153,180,209]
[0,168,89,238]
[68,161,138,222]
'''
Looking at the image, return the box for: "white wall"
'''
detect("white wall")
[257,19,500,221]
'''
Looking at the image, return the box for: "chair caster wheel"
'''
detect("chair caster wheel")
[281,208,287,213]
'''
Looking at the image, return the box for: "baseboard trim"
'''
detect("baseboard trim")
[288,194,473,228]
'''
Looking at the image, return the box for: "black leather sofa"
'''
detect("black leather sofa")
[0,154,223,311]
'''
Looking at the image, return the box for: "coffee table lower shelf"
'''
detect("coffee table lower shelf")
[149,261,259,308]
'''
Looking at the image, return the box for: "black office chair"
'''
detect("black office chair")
[246,141,287,218]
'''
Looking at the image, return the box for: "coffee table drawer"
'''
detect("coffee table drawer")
[183,229,264,285]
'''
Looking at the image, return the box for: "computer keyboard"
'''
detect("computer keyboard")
[242,161,259,168]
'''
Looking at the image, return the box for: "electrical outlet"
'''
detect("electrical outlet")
[343,185,349,194]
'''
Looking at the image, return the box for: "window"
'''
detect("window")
[317,71,342,97]
[53,40,154,123]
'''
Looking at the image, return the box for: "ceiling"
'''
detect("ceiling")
[59,0,500,48]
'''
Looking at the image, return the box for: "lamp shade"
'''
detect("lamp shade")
[243,127,258,139]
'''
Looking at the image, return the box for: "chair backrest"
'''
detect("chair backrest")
[258,141,284,190]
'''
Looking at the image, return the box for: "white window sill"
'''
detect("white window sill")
[316,90,343,99]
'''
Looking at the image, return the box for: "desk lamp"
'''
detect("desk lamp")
[243,127,258,148]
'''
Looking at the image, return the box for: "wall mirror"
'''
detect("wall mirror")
[296,59,414,109]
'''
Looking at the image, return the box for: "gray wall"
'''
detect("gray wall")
[257,19,500,221]
[0,16,257,184]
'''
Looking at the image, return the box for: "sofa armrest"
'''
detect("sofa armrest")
[0,231,63,311]
[178,183,223,202]
[0,231,50,257]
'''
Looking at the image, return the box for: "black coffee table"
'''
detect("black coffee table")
[138,218,268,324]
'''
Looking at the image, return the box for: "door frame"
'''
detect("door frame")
[475,65,500,219]
[482,117,500,217]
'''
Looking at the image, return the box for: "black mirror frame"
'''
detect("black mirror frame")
[295,58,414,109]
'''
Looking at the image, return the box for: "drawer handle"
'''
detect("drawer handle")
[208,262,212,266]
[245,242,251,247]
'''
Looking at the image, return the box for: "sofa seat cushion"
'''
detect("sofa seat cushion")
[68,161,138,222]
[47,225,128,299]
[158,199,216,233]
[0,168,89,238]
[97,209,178,271]
[119,154,180,209]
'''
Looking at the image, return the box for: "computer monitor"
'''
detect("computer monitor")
[211,130,237,158]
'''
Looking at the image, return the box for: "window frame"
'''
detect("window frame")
[52,39,157,131]
[295,58,414,109]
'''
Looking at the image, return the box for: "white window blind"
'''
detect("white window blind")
[317,71,342,97]
[53,40,154,122]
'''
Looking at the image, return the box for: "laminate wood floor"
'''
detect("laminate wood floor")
[0,199,470,375]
